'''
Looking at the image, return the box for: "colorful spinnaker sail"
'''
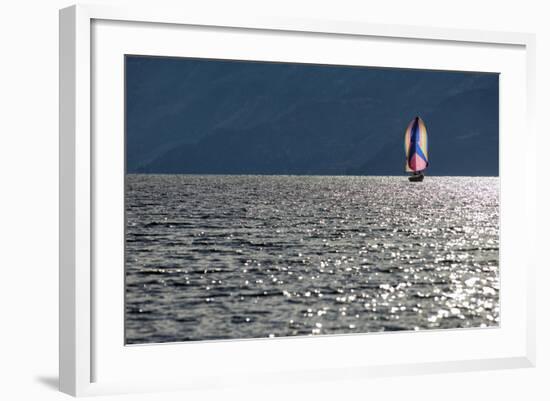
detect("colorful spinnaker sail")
[404,116,428,173]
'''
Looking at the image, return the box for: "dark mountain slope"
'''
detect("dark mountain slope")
[351,88,498,176]
[127,56,499,176]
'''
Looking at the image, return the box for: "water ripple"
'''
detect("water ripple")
[125,175,499,344]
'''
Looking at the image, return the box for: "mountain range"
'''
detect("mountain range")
[126,56,499,176]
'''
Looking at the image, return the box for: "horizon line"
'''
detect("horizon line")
[125,172,499,178]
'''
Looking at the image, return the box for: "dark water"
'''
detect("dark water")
[125,175,499,344]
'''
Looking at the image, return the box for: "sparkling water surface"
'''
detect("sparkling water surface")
[125,175,499,344]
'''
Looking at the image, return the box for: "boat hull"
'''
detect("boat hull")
[408,174,424,182]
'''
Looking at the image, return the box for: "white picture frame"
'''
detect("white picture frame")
[59,4,536,397]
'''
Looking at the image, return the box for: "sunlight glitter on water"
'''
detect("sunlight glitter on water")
[125,175,499,344]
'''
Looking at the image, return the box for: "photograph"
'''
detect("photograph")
[124,55,499,344]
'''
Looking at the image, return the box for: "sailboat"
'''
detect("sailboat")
[404,116,429,182]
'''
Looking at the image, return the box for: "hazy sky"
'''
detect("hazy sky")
[126,56,499,176]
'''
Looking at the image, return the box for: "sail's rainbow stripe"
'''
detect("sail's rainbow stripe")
[404,116,428,172]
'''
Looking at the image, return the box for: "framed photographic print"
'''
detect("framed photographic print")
[59,4,536,397]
